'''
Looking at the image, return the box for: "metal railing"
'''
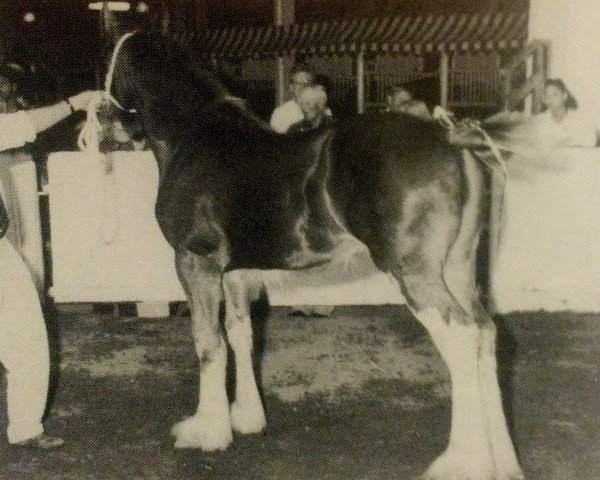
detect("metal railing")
[226,49,547,116]
[449,70,502,108]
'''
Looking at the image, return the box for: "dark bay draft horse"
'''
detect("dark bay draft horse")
[106,30,524,480]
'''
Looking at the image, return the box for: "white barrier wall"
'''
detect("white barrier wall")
[45,148,600,312]
[0,150,44,294]
[490,148,600,312]
[47,151,405,306]
[48,152,184,303]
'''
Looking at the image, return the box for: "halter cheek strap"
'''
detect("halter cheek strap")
[105,31,138,113]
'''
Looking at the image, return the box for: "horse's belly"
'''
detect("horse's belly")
[260,239,406,305]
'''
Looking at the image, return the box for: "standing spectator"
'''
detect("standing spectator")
[0,89,99,449]
[270,65,314,133]
[287,84,336,317]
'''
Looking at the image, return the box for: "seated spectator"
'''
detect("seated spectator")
[288,85,335,133]
[531,78,597,147]
[384,85,412,112]
[385,84,432,120]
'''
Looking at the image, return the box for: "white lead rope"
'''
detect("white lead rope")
[75,31,139,245]
[77,92,104,153]
[79,31,138,151]
[77,95,119,245]
[77,94,119,245]
[104,31,138,113]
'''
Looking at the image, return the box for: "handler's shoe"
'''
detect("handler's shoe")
[14,434,65,449]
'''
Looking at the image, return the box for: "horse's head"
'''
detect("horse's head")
[105,29,231,142]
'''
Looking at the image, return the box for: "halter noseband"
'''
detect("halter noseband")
[105,31,138,113]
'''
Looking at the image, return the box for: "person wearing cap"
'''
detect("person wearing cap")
[0,89,98,449]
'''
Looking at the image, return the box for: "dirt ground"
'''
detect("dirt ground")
[0,305,598,480]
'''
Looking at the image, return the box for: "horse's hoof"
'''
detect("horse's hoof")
[171,414,233,451]
[420,450,496,480]
[420,452,525,480]
[230,401,267,434]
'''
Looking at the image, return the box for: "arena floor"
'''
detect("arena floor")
[0,306,599,480]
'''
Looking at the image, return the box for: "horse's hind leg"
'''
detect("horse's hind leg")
[444,151,523,479]
[171,250,232,451]
[223,270,267,434]
[372,183,513,480]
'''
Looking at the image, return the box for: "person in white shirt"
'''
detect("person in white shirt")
[270,67,315,133]
[532,78,597,148]
[0,90,98,449]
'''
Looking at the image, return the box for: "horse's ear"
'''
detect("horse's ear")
[147,0,170,36]
[155,2,191,49]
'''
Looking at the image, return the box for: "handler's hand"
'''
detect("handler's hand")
[67,90,103,111]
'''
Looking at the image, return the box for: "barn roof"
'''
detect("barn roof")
[195,12,529,59]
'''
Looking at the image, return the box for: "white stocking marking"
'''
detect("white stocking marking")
[172,340,233,451]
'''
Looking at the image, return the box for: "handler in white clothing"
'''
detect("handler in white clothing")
[0,90,97,449]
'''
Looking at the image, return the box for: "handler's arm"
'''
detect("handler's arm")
[0,91,98,152]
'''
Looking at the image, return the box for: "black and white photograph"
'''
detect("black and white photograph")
[0,1,598,479]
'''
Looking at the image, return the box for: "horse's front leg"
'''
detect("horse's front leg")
[223,270,267,434]
[171,250,232,451]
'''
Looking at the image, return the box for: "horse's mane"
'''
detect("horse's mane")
[122,29,273,135]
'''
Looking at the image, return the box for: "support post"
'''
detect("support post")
[439,51,450,108]
[274,0,295,106]
[0,1,15,63]
[524,55,533,114]
[356,51,365,114]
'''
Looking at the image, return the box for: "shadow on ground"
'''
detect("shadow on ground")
[0,306,598,479]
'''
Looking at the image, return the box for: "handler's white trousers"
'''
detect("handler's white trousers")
[0,237,49,443]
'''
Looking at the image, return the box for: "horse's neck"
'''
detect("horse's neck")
[148,138,175,182]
